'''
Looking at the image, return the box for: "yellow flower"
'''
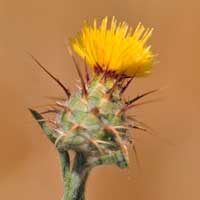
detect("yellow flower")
[71,17,154,77]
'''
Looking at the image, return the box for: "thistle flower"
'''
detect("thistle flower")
[30,17,156,200]
[71,16,154,77]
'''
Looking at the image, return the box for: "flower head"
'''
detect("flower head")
[71,16,154,77]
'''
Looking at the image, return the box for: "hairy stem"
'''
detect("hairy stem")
[59,152,90,200]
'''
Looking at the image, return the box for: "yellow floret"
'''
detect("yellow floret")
[71,16,154,77]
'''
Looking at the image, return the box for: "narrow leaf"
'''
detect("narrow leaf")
[29,108,56,143]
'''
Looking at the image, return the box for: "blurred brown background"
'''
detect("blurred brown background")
[1,0,200,199]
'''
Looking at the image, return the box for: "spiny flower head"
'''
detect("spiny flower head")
[30,16,157,172]
[30,16,159,200]
[71,16,154,77]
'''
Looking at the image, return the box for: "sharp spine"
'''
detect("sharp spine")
[28,53,71,98]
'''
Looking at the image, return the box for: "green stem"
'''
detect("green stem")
[59,151,70,178]
[58,150,128,200]
[59,152,90,200]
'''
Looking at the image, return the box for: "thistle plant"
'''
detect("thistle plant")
[30,16,155,200]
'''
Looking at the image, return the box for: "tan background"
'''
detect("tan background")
[1,0,200,199]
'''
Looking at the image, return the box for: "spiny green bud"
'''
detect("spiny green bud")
[31,74,132,168]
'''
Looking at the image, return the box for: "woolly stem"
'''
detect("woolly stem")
[59,152,90,200]
[58,150,128,200]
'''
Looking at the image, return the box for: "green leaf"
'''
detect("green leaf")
[87,150,128,169]
[29,108,56,143]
